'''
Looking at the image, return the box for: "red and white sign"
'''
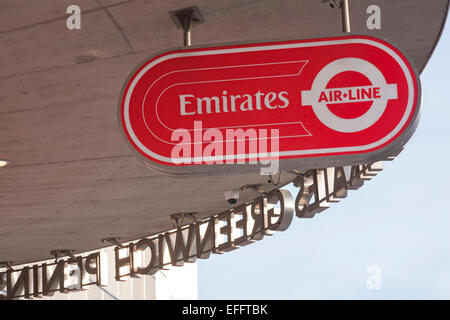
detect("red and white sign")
[119,35,420,175]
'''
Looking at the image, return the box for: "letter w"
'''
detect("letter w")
[164,225,197,266]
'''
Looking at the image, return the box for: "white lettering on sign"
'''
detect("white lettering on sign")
[179,91,289,116]
[315,85,397,104]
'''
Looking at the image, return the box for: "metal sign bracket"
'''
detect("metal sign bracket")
[169,6,205,46]
[50,249,76,262]
[101,237,125,248]
[170,212,199,228]
[322,0,351,33]
[0,261,14,271]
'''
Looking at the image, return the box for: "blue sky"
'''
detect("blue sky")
[198,19,450,299]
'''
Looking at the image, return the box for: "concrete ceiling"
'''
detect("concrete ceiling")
[0,0,448,265]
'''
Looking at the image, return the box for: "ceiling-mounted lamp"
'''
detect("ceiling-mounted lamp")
[0,160,10,168]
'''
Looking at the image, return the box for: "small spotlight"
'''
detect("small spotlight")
[0,160,10,168]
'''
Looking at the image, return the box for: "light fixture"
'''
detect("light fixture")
[0,160,10,168]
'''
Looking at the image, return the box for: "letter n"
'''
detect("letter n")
[42,262,65,296]
[7,267,31,299]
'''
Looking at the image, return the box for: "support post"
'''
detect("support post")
[322,0,351,33]
[169,6,205,47]
[341,0,351,33]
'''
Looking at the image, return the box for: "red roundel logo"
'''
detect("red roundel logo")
[119,36,420,175]
[302,58,398,132]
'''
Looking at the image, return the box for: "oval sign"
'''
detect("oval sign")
[119,35,421,176]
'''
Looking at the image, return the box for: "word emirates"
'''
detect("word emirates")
[178,86,384,116]
[0,162,382,299]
